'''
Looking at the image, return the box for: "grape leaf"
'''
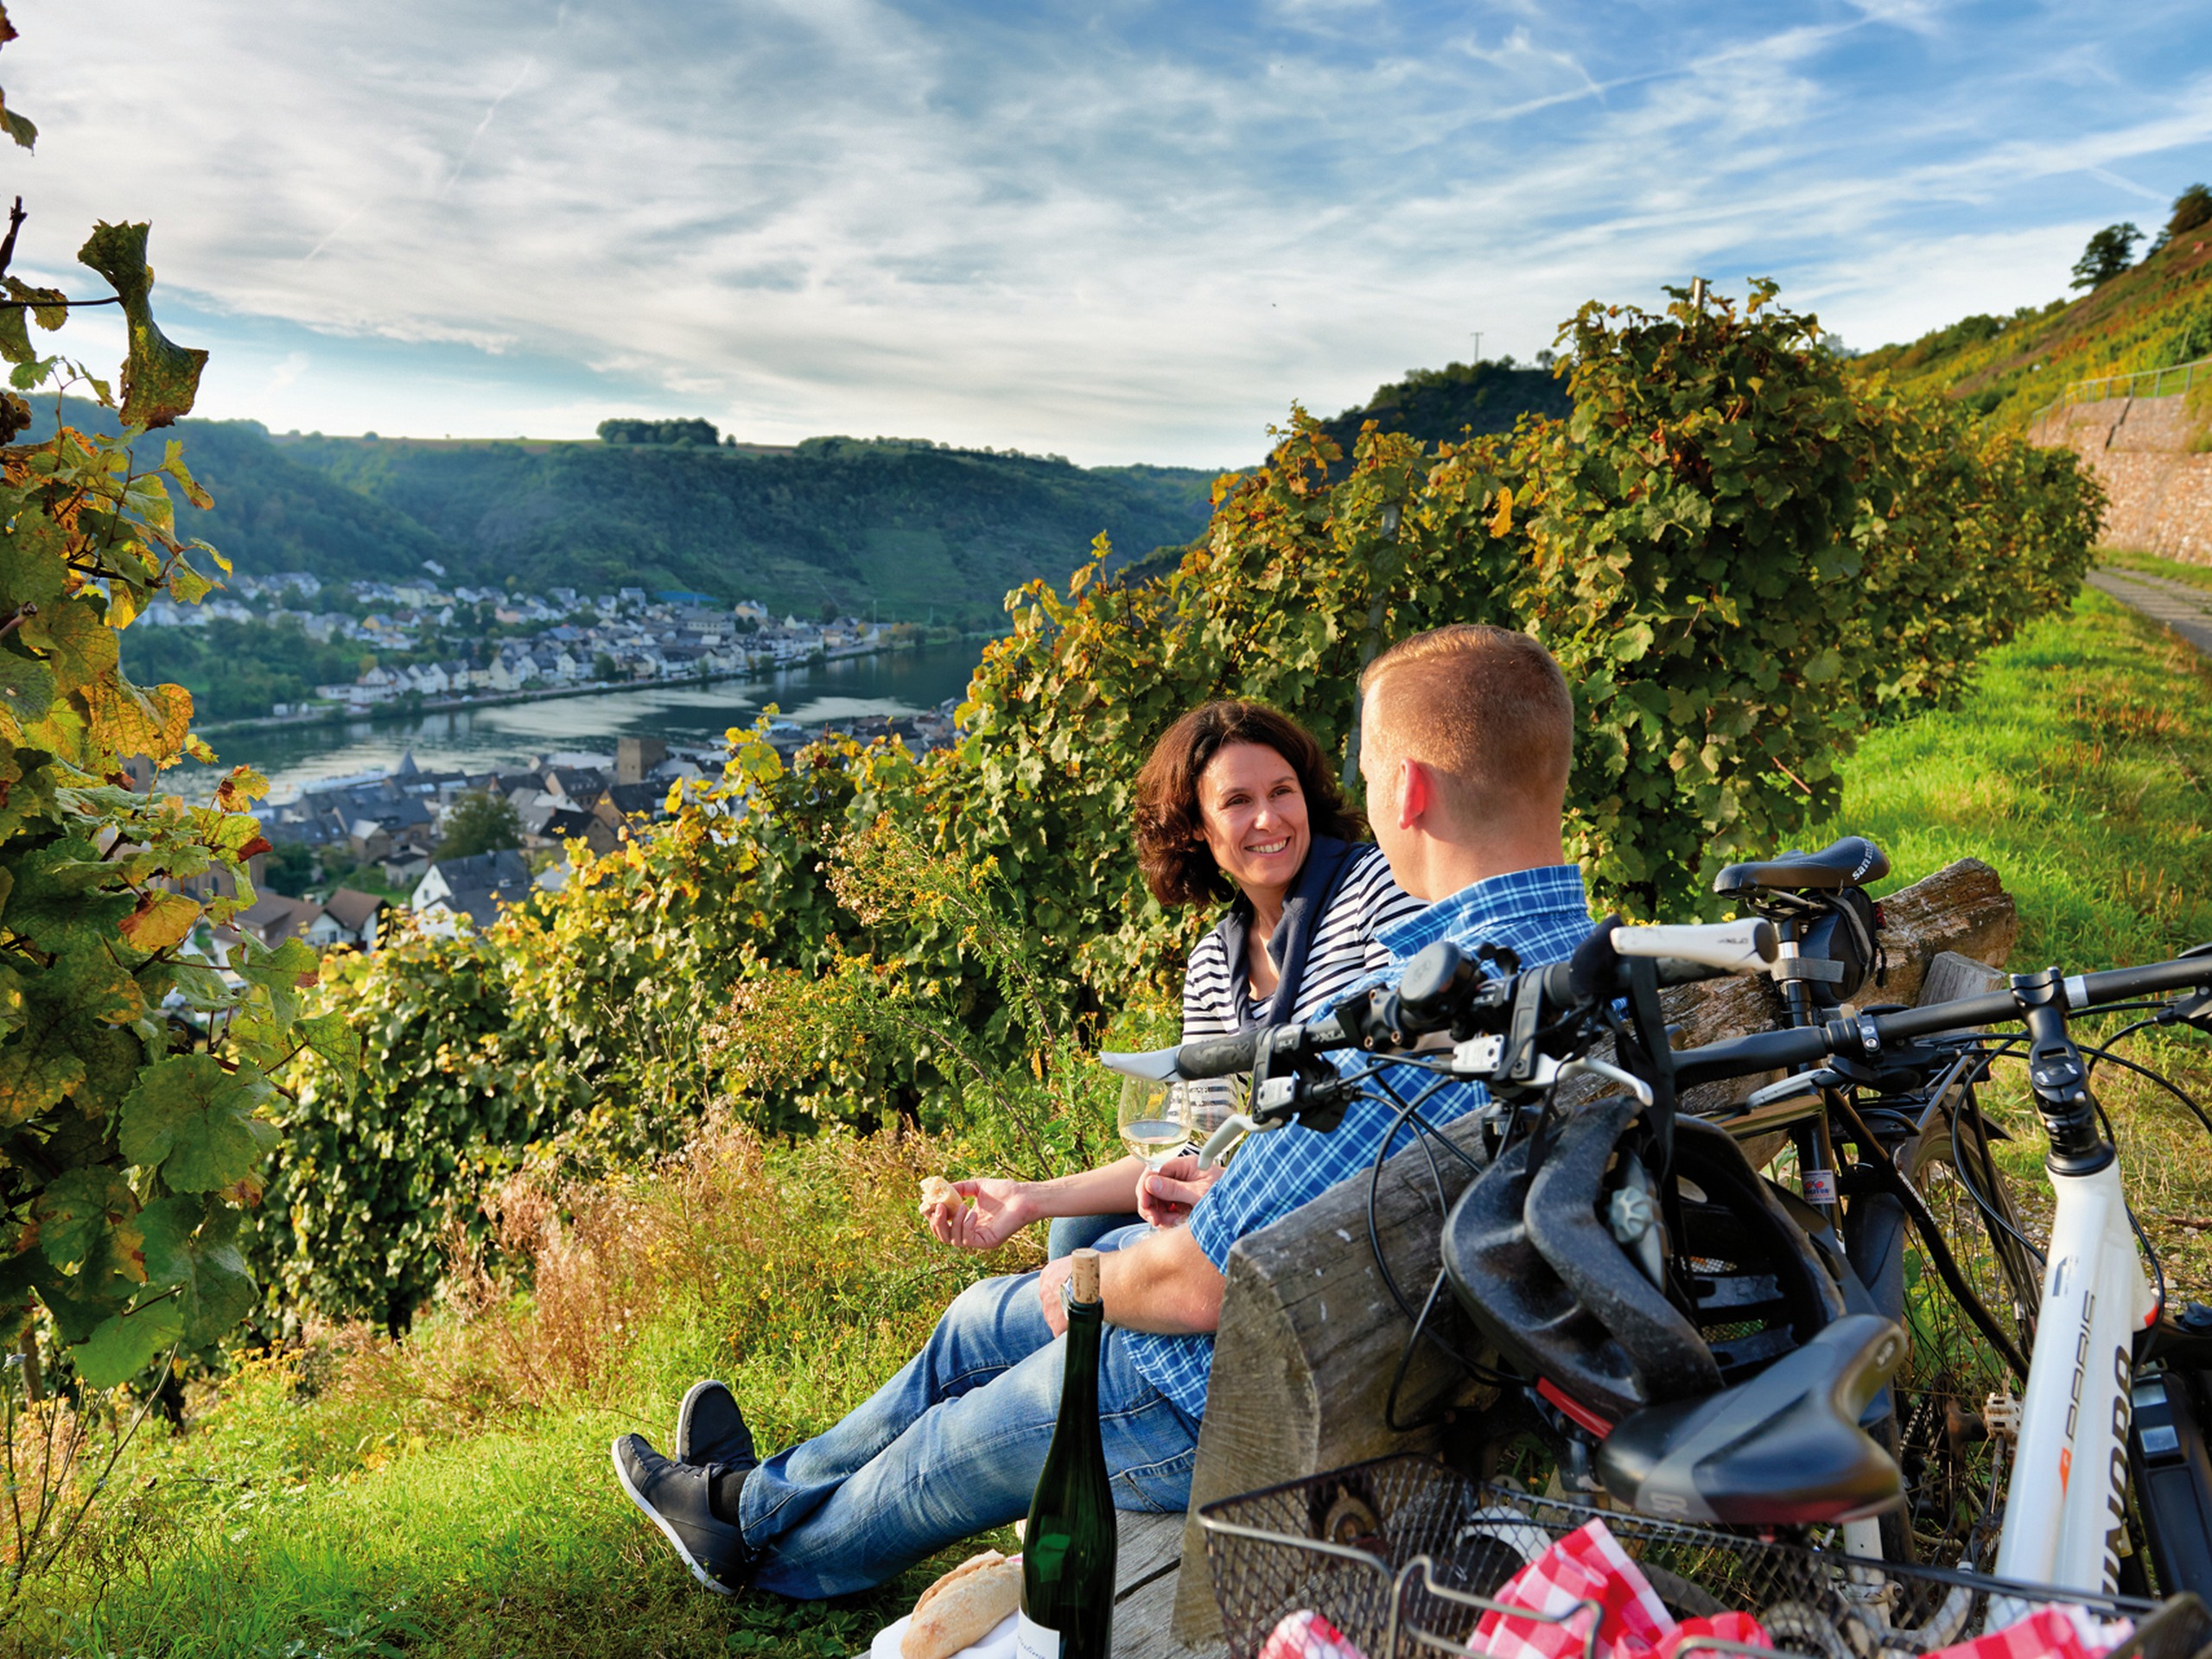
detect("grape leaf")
[296,1011,361,1073]
[0,509,71,613]
[4,838,136,956]
[3,277,66,332]
[0,90,35,154]
[0,649,55,736]
[22,594,119,694]
[118,890,199,954]
[76,222,207,429]
[35,1166,143,1281]
[69,1294,183,1389]
[233,935,318,1025]
[0,999,89,1123]
[137,1196,256,1345]
[118,1053,276,1195]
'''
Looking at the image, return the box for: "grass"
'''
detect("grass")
[19,585,2212,1656]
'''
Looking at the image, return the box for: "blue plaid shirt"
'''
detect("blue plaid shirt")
[1123,863,1593,1422]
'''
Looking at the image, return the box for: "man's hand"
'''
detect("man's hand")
[926,1179,1033,1250]
[1135,1156,1221,1229]
[1037,1255,1074,1337]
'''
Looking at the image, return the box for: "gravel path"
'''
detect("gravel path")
[2087,568,2212,658]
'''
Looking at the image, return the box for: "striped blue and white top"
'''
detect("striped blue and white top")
[1179,841,1423,1040]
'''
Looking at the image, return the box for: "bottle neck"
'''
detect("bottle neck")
[1061,1300,1103,1413]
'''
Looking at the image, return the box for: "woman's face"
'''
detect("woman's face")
[1195,741,1311,903]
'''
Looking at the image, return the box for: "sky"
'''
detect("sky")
[8,0,2212,466]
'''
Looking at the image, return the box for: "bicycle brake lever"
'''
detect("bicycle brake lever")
[2161,988,2212,1033]
[1745,1068,1836,1110]
[1556,1055,1655,1108]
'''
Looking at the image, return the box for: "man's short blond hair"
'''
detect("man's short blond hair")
[1359,624,1573,818]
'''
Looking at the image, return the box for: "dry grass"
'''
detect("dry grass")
[310,1116,1037,1439]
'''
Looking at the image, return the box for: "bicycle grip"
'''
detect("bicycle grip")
[1173,1028,1265,1079]
[1610,919,1777,976]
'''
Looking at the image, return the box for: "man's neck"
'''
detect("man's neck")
[1408,825,1566,904]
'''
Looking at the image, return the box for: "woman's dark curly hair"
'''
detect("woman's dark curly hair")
[1133,700,1363,907]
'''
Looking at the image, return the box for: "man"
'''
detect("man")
[612,621,1592,1599]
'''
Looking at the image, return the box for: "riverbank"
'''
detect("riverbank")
[194,632,1001,741]
[193,643,991,799]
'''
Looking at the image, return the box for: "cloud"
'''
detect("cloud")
[7,1,2212,464]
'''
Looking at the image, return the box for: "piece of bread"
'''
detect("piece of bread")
[918,1176,960,1217]
[901,1549,1022,1659]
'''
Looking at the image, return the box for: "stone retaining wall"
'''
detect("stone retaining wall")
[2029,393,2212,564]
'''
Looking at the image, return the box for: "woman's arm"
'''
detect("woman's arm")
[926,1157,1148,1250]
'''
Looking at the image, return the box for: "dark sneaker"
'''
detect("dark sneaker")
[675,1378,756,1468]
[611,1433,755,1594]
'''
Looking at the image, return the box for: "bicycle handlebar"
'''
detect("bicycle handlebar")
[1109,941,2212,1099]
[1674,952,2212,1089]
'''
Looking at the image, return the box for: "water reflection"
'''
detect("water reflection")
[190,645,982,799]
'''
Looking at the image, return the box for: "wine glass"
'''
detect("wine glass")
[1117,1077,1190,1170]
[1117,1076,1245,1169]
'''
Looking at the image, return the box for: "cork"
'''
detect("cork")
[1071,1247,1101,1305]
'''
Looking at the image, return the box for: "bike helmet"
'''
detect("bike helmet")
[1440,1096,1847,1427]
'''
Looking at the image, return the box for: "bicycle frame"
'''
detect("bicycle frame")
[1993,1154,2157,1597]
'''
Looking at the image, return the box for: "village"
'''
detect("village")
[224,705,960,956]
[140,569,924,719]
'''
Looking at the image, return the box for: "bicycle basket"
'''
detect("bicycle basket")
[1198,1454,2196,1659]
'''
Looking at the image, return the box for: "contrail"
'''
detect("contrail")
[302,201,370,263]
[440,55,537,200]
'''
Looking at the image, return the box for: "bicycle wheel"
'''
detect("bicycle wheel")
[1887,1095,2044,1567]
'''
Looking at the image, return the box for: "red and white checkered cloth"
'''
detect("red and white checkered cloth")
[1927,1604,2133,1659]
[1256,1519,2136,1659]
[1460,1519,1770,1659]
[1258,1610,1370,1659]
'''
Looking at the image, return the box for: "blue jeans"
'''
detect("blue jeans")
[1046,1212,1143,1260]
[738,1224,1198,1599]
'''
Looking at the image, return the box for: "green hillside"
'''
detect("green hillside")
[31,402,1217,625]
[1858,207,2212,426]
[1313,357,1570,461]
[282,433,1215,623]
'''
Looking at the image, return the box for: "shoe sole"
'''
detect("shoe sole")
[610,1437,738,1597]
[675,1377,730,1464]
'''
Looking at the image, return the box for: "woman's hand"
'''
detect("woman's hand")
[926,1178,1034,1250]
[1136,1156,1221,1229]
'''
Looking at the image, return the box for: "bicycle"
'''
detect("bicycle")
[1104,907,2212,1622]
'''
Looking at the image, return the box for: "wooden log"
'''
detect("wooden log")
[1167,859,2018,1646]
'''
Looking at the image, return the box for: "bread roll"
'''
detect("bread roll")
[918,1176,960,1217]
[901,1549,1022,1659]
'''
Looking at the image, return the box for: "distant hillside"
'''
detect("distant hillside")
[29,402,1217,626]
[1314,359,1570,464]
[1857,228,2212,427]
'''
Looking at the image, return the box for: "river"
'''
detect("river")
[201,645,985,799]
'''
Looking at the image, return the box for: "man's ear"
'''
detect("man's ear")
[1397,756,1432,831]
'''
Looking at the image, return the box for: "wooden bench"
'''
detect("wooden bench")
[1108,858,2020,1658]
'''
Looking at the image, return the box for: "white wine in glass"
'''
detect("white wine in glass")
[1117,1077,1191,1169]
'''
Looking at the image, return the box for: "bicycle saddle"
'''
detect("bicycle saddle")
[1596,1313,1906,1526]
[1712,836,1889,897]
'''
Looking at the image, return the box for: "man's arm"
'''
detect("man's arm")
[1037,1221,1224,1338]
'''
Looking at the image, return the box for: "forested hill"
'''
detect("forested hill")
[33,360,1563,619]
[1314,359,1570,461]
[34,401,1217,626]
[1856,203,2212,428]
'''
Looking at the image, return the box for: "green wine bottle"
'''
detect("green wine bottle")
[1019,1248,1116,1659]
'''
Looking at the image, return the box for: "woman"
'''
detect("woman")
[926,699,1422,1253]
